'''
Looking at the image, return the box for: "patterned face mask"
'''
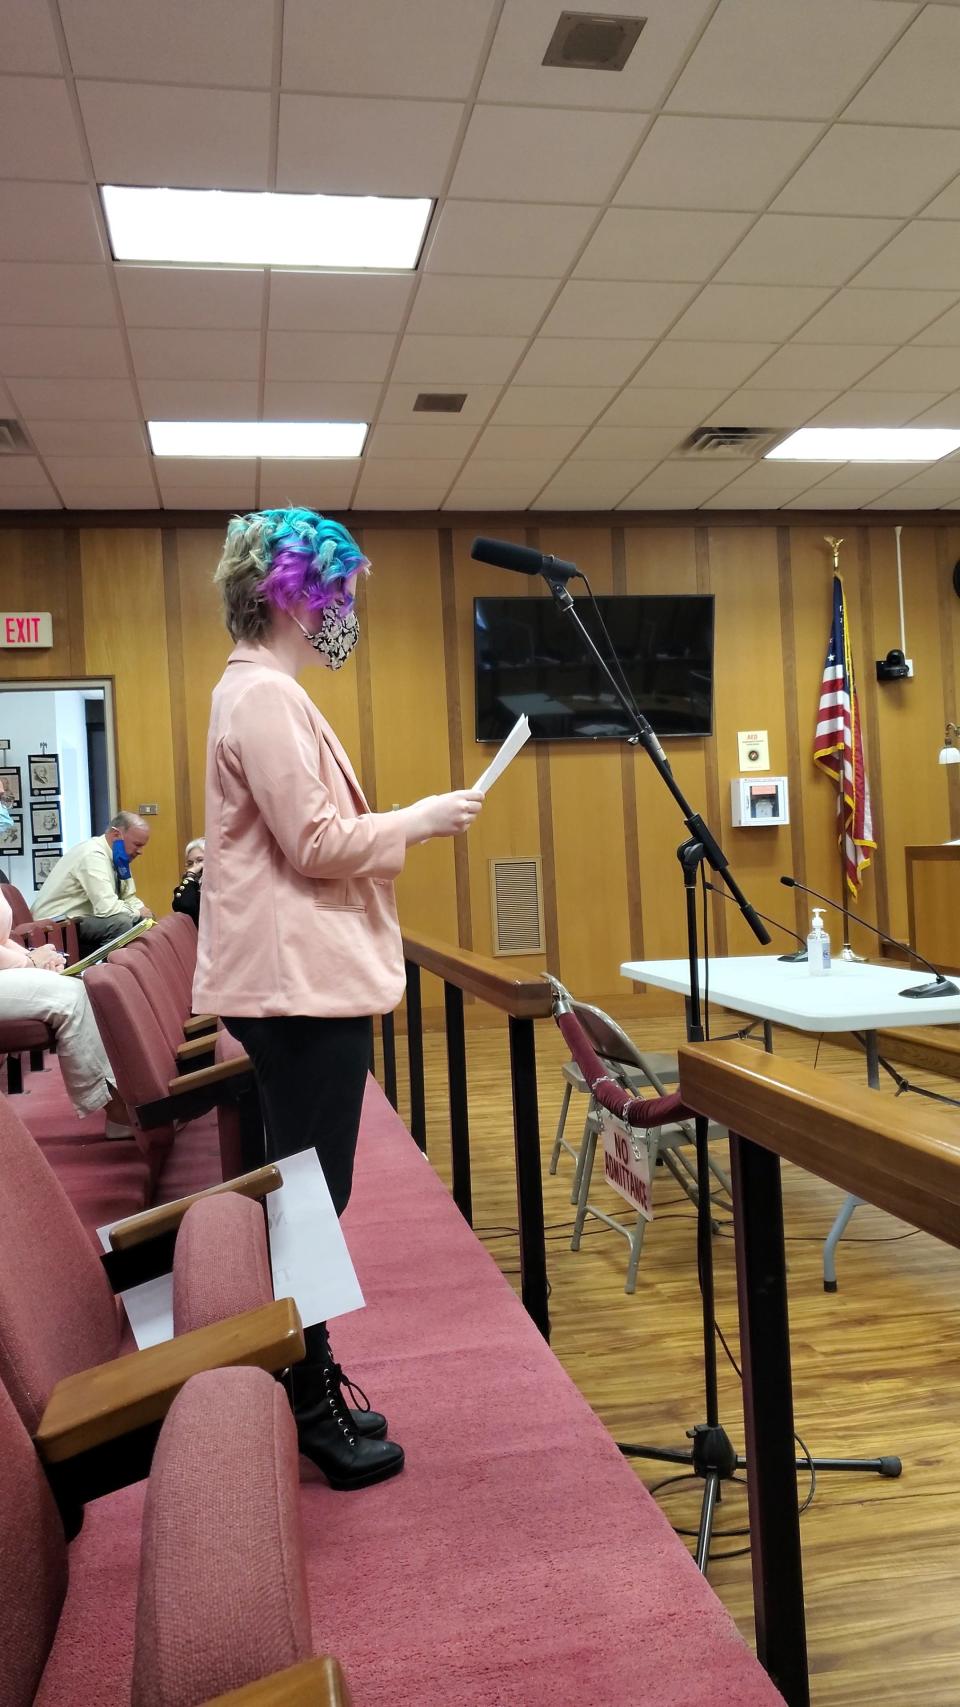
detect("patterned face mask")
[296,606,360,671]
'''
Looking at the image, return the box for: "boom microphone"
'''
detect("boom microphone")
[779,875,959,998]
[470,536,580,583]
[703,881,807,962]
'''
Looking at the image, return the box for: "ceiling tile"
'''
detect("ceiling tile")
[8,376,140,420]
[424,201,596,278]
[798,463,923,496]
[908,392,960,426]
[117,268,265,330]
[573,425,685,459]
[479,0,714,108]
[601,386,731,426]
[858,347,960,391]
[705,387,838,427]
[667,0,914,120]
[470,423,583,459]
[449,105,644,204]
[717,215,899,287]
[451,458,557,489]
[774,125,960,218]
[705,487,796,509]
[45,455,153,486]
[366,422,478,458]
[391,335,526,384]
[853,222,960,290]
[54,483,159,508]
[268,273,413,334]
[541,280,695,340]
[669,284,831,342]
[151,458,258,488]
[266,331,396,383]
[575,209,751,283]
[258,462,360,509]
[786,486,876,509]
[277,95,462,196]
[129,328,261,382]
[406,275,556,337]
[0,0,62,72]
[631,340,776,387]
[705,466,823,503]
[357,458,462,487]
[137,379,259,419]
[159,485,256,510]
[531,464,654,509]
[911,301,960,346]
[356,489,451,510]
[0,183,104,262]
[0,263,117,327]
[263,382,382,421]
[0,326,128,377]
[0,486,61,509]
[378,384,500,425]
[620,466,736,506]
[78,81,271,189]
[0,76,87,180]
[616,116,820,211]
[847,7,960,126]
[747,344,892,389]
[792,288,959,346]
[0,456,50,486]
[282,0,495,97]
[920,176,960,220]
[865,490,955,510]
[60,0,276,85]
[492,386,616,426]
[811,390,948,426]
[28,420,148,455]
[513,337,652,386]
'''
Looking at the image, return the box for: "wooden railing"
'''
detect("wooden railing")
[677,1039,960,1707]
[378,932,553,1339]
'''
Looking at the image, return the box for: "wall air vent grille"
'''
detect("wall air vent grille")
[681,426,783,459]
[490,858,545,957]
[0,421,31,454]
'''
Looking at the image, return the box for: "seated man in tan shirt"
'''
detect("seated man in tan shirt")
[32,810,153,952]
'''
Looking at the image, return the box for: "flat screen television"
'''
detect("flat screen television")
[474,594,715,743]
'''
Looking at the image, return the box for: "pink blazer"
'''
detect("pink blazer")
[193,646,407,1019]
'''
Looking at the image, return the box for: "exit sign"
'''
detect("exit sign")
[0,613,52,648]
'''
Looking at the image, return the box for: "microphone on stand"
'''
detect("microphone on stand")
[703,881,807,962]
[470,536,580,584]
[779,875,959,998]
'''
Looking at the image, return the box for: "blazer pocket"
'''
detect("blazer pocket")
[312,879,362,912]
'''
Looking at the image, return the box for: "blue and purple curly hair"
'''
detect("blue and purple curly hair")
[214,507,370,643]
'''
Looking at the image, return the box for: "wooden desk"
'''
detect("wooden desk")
[906,843,960,974]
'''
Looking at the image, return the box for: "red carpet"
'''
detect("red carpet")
[18,1059,782,1706]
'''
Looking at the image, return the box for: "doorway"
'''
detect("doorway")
[0,678,117,902]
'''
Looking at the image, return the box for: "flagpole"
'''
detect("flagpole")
[823,537,866,963]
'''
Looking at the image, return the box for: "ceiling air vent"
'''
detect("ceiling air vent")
[0,420,31,454]
[681,426,783,459]
[542,11,646,71]
[413,392,467,414]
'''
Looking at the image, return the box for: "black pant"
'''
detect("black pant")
[222,1013,372,1218]
[76,912,137,951]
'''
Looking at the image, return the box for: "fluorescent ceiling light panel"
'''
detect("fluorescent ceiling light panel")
[767,427,960,462]
[148,421,368,458]
[102,186,432,269]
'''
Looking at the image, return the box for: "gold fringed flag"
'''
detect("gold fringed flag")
[813,574,875,896]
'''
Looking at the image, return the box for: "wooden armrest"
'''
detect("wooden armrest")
[168,1056,253,1098]
[203,1658,352,1706]
[108,1165,283,1251]
[184,1013,219,1037]
[177,1034,218,1064]
[35,1298,304,1465]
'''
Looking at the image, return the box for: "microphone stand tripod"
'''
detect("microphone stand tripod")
[541,571,899,1575]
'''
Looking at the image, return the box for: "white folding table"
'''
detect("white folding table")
[620,954,960,1287]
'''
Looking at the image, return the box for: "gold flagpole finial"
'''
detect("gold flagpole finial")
[824,535,844,571]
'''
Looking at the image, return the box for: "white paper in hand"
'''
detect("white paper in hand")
[473,714,531,795]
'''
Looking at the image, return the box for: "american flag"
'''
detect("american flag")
[814,574,875,896]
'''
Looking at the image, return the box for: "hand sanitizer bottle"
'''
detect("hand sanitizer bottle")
[807,907,831,976]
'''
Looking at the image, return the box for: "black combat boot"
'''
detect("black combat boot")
[289,1327,403,1490]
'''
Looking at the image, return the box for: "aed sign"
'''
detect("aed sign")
[599,1110,654,1222]
[0,613,52,648]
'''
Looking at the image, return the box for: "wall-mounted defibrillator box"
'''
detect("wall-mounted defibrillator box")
[730,776,790,827]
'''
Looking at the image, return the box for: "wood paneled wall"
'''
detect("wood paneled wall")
[2,512,958,1014]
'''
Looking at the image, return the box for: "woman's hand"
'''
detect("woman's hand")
[28,944,65,972]
[403,790,485,843]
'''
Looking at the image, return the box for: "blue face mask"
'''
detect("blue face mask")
[112,838,132,882]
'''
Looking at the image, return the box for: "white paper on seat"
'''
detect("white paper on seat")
[97,1148,364,1349]
[473,714,531,795]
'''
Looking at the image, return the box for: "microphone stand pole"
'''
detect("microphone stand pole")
[541,573,898,1576]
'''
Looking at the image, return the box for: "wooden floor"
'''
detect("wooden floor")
[383,1006,960,1707]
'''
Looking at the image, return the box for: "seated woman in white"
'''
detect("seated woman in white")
[0,892,130,1127]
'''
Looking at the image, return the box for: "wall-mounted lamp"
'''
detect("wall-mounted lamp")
[939,722,960,766]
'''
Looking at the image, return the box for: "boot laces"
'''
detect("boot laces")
[331,1360,371,1415]
[323,1365,357,1446]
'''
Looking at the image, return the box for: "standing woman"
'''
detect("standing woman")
[195,508,482,1490]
